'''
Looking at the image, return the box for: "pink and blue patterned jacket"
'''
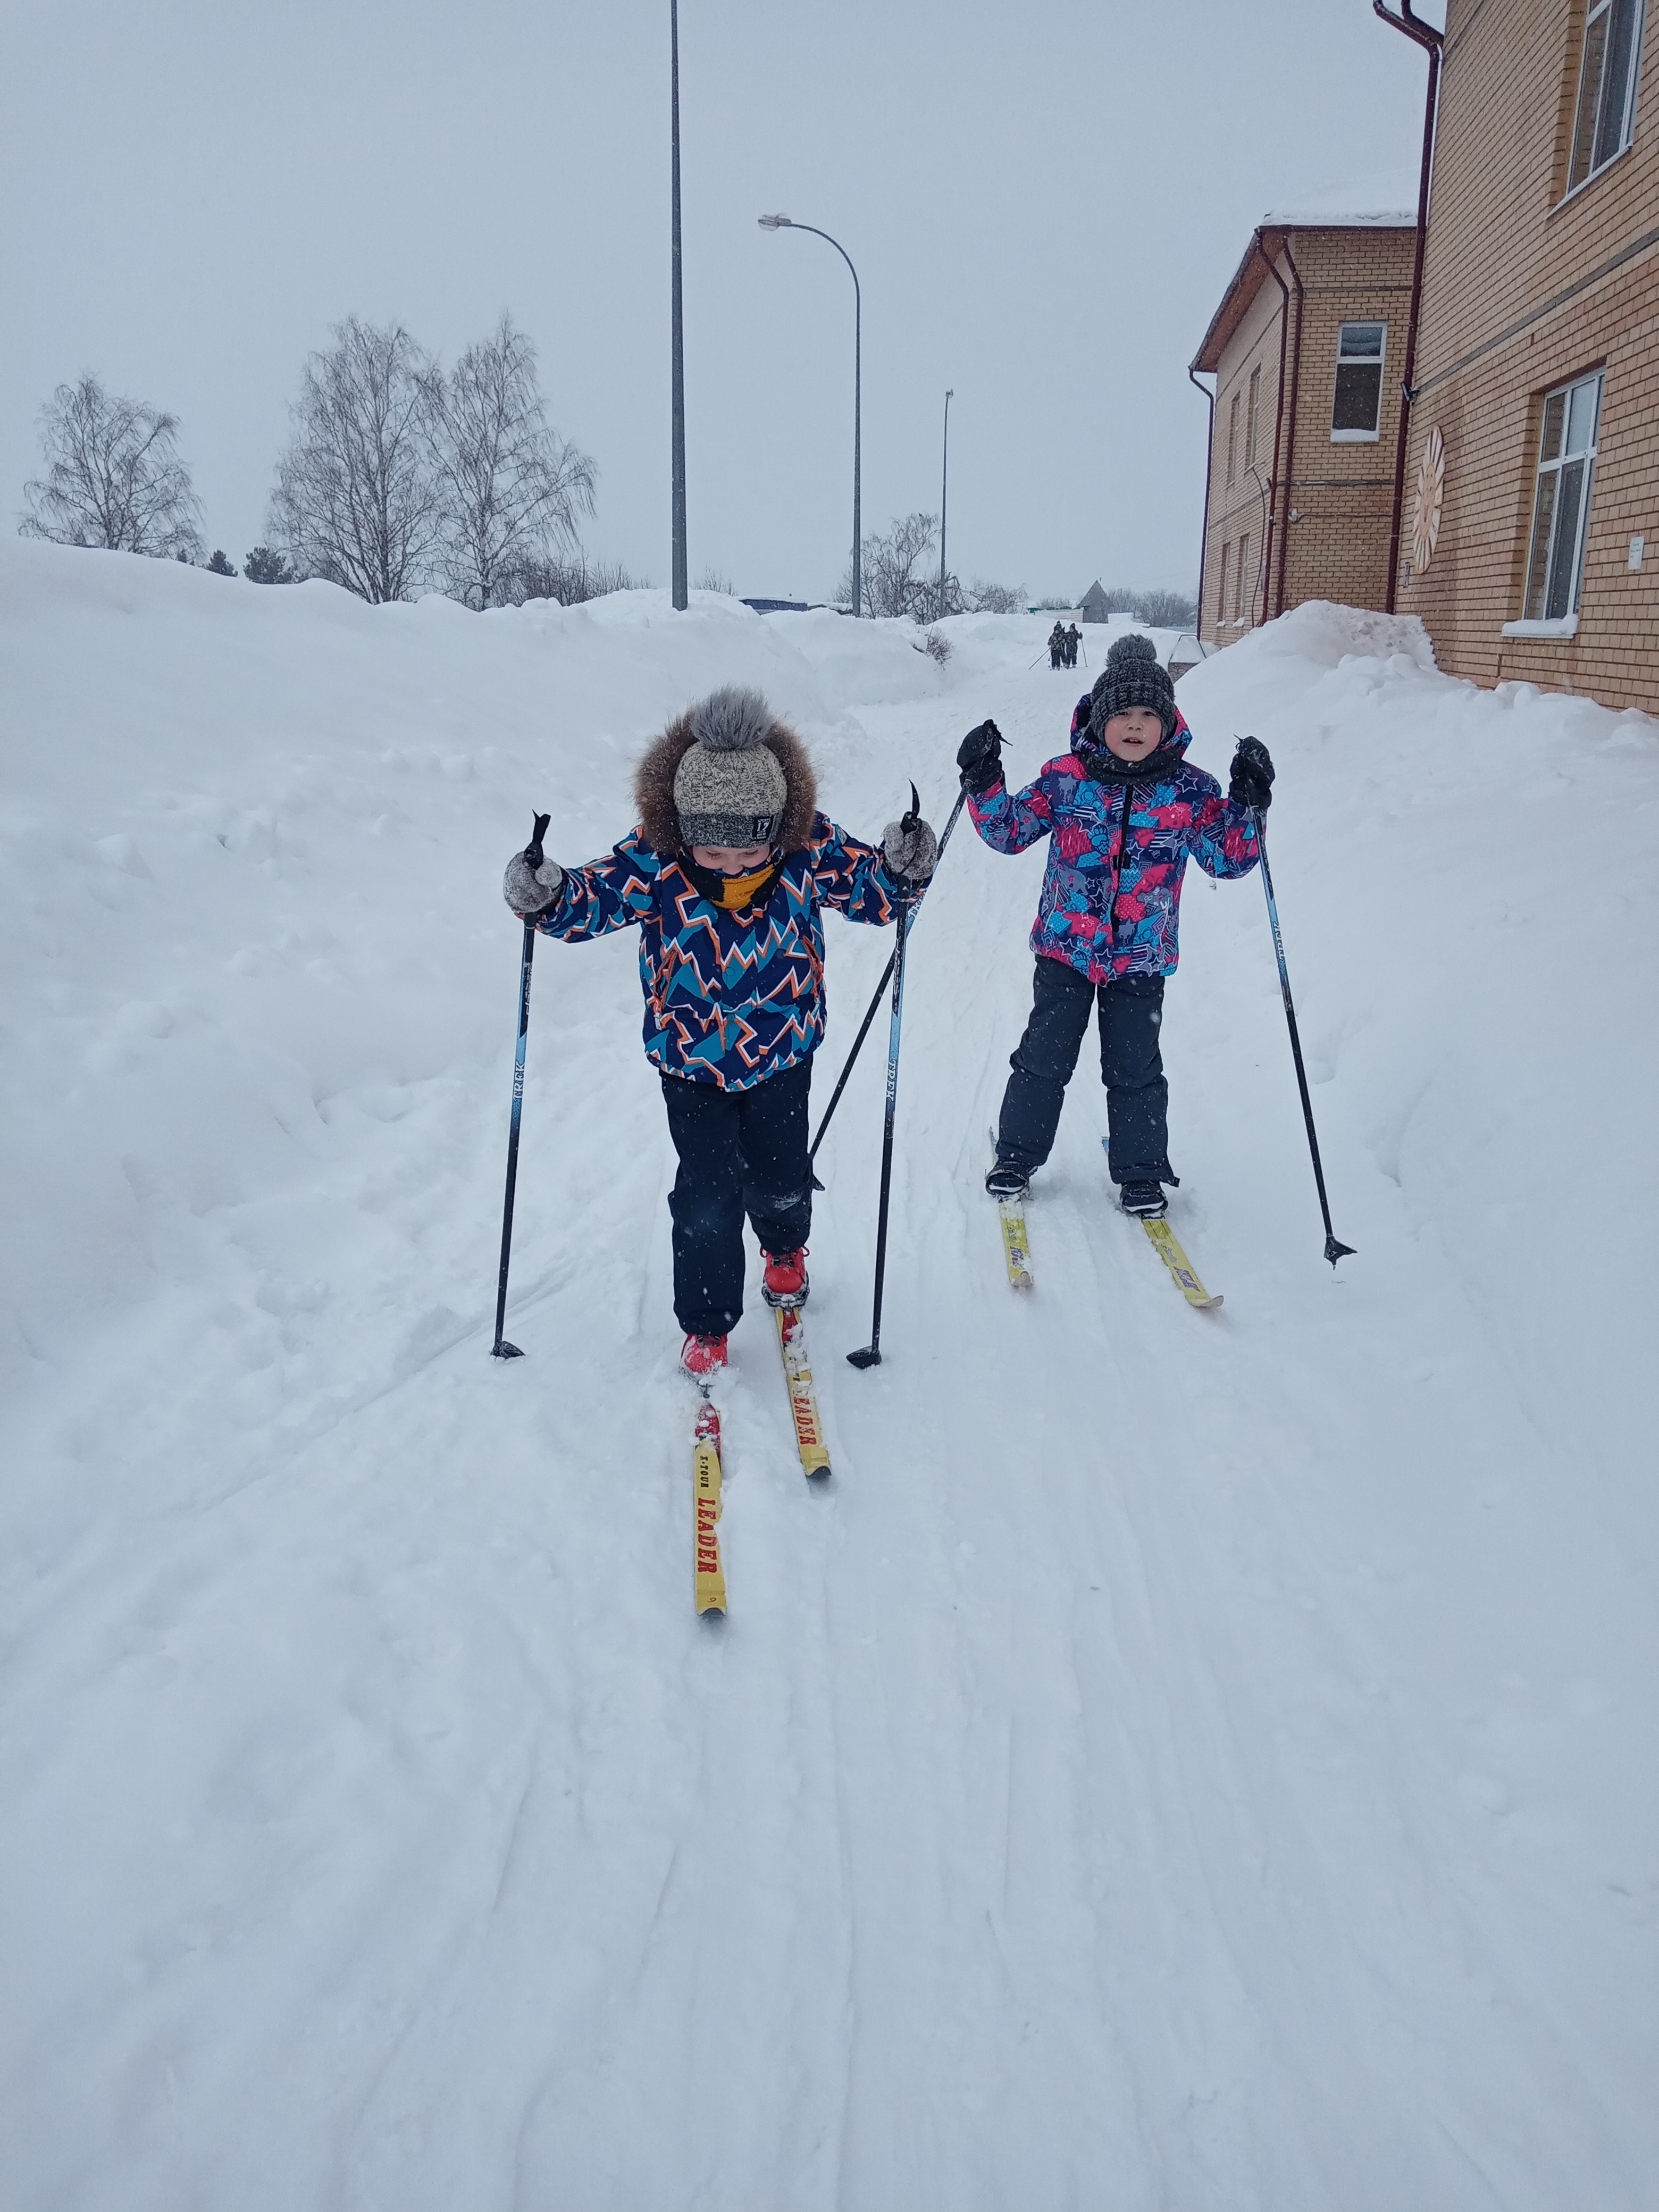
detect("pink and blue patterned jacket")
[967,714,1259,984]
[535,815,901,1089]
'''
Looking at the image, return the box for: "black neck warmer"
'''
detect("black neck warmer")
[1076,736,1186,786]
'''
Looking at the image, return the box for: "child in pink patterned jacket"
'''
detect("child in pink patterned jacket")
[957,633,1272,1219]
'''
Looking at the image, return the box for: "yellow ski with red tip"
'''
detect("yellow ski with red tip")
[774,1305,832,1478]
[692,1393,727,1614]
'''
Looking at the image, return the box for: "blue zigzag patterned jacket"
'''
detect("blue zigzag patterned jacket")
[967,714,1260,984]
[535,815,902,1089]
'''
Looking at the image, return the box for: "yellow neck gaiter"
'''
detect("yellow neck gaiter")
[716,861,779,910]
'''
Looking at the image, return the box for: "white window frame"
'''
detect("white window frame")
[1561,0,1645,202]
[1504,369,1604,636]
[1331,322,1386,443]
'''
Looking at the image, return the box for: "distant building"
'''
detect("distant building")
[1190,216,1417,649]
[1078,581,1112,623]
[1396,0,1658,713]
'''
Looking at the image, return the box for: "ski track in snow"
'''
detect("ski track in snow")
[2,546,1656,2211]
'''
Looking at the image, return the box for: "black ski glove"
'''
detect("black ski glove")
[956,718,1003,794]
[1229,736,1275,814]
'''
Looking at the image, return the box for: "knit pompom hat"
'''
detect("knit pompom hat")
[1089,632,1176,741]
[672,685,790,847]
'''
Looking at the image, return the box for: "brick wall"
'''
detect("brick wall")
[1399,0,1659,713]
[1197,225,1417,649]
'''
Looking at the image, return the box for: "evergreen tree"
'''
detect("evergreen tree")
[242,546,295,584]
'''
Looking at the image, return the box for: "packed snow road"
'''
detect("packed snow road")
[2,543,1655,2210]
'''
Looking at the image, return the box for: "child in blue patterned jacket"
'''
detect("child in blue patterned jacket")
[504,685,936,1377]
[958,633,1273,1219]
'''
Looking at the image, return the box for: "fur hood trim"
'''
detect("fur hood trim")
[634,708,818,856]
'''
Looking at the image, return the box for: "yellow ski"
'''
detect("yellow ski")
[692,1394,727,1614]
[998,1199,1034,1289]
[774,1306,832,1477]
[1141,1216,1224,1310]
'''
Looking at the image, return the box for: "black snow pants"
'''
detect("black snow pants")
[660,1056,813,1336]
[995,957,1175,1185]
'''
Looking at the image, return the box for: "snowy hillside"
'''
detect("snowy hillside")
[2,541,1656,2211]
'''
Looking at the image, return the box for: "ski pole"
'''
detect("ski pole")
[809,784,967,1180]
[1250,807,1355,1270]
[848,784,922,1370]
[491,810,551,1357]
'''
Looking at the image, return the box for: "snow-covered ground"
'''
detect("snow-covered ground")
[3,542,1656,2211]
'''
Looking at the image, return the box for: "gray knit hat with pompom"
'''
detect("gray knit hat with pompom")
[1090,632,1176,741]
[673,685,789,848]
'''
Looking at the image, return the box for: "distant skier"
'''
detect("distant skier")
[1048,621,1066,669]
[1065,622,1082,669]
[503,686,936,1378]
[957,633,1272,1219]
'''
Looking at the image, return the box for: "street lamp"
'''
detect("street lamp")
[759,213,862,616]
[937,388,953,622]
[669,0,688,609]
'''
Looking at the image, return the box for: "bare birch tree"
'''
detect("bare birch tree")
[20,374,204,558]
[267,319,443,602]
[430,314,596,608]
[1134,588,1197,628]
[841,512,939,618]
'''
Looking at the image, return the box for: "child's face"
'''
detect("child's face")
[1100,706,1165,761]
[691,842,773,873]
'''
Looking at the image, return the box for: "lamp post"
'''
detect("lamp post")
[759,213,861,616]
[669,0,688,609]
[937,388,953,622]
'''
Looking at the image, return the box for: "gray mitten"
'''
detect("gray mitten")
[503,850,564,915]
[882,816,938,885]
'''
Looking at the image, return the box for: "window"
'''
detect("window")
[1226,391,1240,485]
[1566,0,1644,194]
[1246,366,1261,470]
[1217,540,1231,629]
[1236,533,1251,623]
[1332,323,1386,440]
[1519,370,1603,625]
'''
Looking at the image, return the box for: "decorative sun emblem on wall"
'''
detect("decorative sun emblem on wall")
[1411,425,1445,575]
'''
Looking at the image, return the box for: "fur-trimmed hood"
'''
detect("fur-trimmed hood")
[633,707,819,857]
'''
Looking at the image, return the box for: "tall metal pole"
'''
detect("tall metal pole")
[758,215,861,615]
[936,388,953,621]
[852,264,861,617]
[669,0,688,609]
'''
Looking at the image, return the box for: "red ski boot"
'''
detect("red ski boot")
[761,1247,809,1309]
[680,1331,729,1381]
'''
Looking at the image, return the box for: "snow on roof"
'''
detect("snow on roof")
[1259,167,1419,229]
[1260,207,1416,227]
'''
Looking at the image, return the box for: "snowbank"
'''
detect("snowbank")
[2,548,1655,2211]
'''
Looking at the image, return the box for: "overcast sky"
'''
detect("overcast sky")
[1,1,1437,605]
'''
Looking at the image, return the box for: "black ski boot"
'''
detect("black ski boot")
[985,1159,1032,1201]
[1119,1180,1168,1219]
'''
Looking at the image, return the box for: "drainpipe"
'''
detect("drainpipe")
[1274,234,1305,616]
[1188,366,1216,640]
[1252,231,1292,630]
[1375,0,1444,612]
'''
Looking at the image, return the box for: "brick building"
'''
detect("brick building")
[1190,220,1418,649]
[1396,0,1659,713]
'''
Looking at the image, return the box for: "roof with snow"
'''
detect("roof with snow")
[1190,216,1417,374]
